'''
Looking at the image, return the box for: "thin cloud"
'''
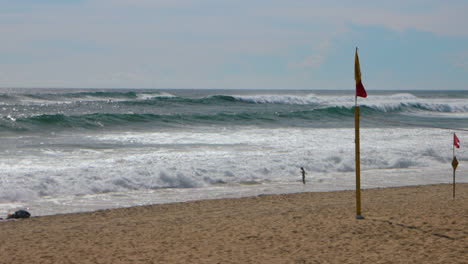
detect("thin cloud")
[255,2,468,37]
[287,40,332,70]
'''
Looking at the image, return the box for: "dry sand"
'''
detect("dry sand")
[0,183,466,264]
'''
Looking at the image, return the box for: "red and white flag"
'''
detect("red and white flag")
[454,133,460,148]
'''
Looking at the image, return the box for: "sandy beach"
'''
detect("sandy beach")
[0,183,466,263]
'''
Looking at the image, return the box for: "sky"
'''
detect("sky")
[1,0,468,90]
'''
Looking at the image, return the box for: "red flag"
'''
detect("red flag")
[454,133,460,148]
[355,48,367,98]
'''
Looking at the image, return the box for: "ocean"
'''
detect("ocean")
[0,88,467,216]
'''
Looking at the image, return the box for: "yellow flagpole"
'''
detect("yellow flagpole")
[354,47,365,219]
[355,105,364,219]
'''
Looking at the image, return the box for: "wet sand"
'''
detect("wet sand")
[0,183,466,263]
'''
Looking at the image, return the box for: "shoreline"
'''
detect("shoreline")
[2,166,462,217]
[0,183,466,263]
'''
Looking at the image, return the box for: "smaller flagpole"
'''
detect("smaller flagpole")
[453,163,456,199]
[451,133,460,199]
[452,133,456,199]
[453,133,455,157]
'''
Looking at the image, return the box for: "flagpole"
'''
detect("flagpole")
[453,133,455,157]
[453,133,456,199]
[453,163,456,199]
[355,101,363,219]
[354,47,365,219]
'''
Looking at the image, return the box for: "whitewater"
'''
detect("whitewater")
[0,89,467,216]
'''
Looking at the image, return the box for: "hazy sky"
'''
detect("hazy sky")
[1,0,468,90]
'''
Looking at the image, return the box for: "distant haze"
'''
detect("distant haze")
[1,0,468,90]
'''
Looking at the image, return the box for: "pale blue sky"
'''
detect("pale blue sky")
[1,0,467,89]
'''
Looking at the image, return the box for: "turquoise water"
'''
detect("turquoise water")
[1,89,468,133]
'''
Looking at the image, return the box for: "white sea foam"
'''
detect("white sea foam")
[1,89,468,217]
[232,94,320,105]
[138,92,176,100]
[0,127,465,208]
[231,93,468,114]
[5,91,176,106]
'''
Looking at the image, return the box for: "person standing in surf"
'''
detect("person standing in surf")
[300,167,306,184]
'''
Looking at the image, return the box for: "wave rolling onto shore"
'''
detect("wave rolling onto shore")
[0,89,467,216]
